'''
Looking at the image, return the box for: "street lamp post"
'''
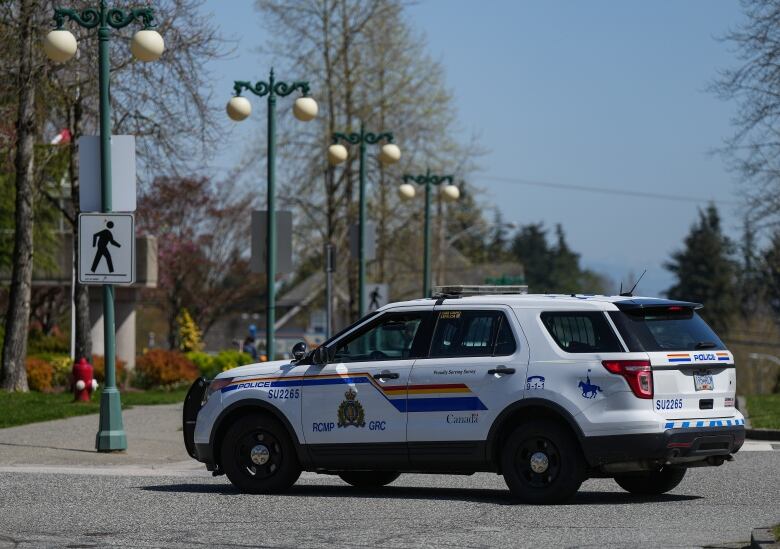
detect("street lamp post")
[226,70,317,361]
[328,123,400,317]
[44,1,164,451]
[399,170,459,297]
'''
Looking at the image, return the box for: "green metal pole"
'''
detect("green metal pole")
[423,172,432,298]
[95,4,126,452]
[266,70,276,361]
[358,123,367,317]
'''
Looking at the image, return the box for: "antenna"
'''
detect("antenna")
[620,270,647,297]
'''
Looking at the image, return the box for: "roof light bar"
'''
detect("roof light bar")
[431,285,529,298]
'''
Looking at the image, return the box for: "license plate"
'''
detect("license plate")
[694,371,714,391]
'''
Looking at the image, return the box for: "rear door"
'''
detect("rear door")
[609,305,738,424]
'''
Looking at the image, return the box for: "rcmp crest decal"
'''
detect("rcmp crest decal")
[337,388,366,428]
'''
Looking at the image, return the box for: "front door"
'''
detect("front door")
[407,306,528,469]
[301,309,432,468]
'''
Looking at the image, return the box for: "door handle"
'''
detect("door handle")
[488,366,516,375]
[373,372,400,380]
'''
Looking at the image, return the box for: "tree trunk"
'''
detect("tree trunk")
[1,0,37,391]
[68,97,92,360]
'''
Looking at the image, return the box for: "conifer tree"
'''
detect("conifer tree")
[665,204,737,335]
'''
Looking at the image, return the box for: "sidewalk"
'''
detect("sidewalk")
[0,403,208,477]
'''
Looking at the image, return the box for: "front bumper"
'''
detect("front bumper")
[581,425,745,469]
[183,377,208,460]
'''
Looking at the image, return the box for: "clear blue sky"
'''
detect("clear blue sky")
[202,0,745,296]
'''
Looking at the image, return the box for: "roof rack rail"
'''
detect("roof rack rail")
[431,285,529,298]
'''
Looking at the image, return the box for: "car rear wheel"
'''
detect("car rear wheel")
[338,471,400,488]
[501,419,585,504]
[614,467,686,495]
[220,413,301,494]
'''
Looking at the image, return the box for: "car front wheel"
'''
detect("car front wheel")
[220,413,301,494]
[501,419,585,504]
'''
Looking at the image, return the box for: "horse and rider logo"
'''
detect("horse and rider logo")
[578,369,601,399]
[337,388,366,428]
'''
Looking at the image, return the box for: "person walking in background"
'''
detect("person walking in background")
[243,336,259,361]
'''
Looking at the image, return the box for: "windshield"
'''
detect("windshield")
[321,311,380,348]
[609,307,726,352]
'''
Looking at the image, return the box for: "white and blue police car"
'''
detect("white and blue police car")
[183,286,745,504]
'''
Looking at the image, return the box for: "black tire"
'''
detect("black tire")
[614,467,687,495]
[501,419,585,504]
[338,471,401,488]
[220,413,301,494]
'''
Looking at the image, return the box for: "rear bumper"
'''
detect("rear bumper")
[581,425,745,468]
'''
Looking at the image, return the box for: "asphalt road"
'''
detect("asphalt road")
[0,450,778,548]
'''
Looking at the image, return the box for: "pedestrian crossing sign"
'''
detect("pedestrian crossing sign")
[78,213,135,285]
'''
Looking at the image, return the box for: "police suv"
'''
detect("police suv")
[183,286,745,504]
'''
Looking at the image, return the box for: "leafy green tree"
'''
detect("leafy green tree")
[665,204,737,335]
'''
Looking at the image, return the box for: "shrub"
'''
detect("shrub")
[186,350,253,379]
[91,355,128,386]
[177,309,203,352]
[33,353,72,388]
[134,349,198,389]
[25,357,54,392]
[213,350,253,373]
[186,351,217,379]
[27,330,69,354]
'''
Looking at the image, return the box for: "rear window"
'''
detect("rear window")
[540,311,622,353]
[608,307,726,352]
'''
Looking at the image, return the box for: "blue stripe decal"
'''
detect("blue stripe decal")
[682,421,690,428]
[220,376,489,413]
[696,421,705,427]
[669,358,690,363]
[718,357,730,361]
[664,422,674,429]
[406,397,489,413]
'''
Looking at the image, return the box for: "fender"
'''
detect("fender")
[210,398,311,468]
[485,398,586,465]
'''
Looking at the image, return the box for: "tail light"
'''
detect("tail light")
[602,360,653,399]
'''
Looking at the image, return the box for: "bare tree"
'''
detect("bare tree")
[252,0,485,326]
[713,0,780,224]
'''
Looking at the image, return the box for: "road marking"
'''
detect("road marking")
[740,440,779,452]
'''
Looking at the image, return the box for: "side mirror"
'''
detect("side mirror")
[291,341,307,361]
[312,345,331,365]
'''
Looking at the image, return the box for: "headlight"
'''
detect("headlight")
[202,377,234,405]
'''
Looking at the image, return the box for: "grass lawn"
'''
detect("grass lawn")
[746,394,780,430]
[774,524,780,542]
[0,387,188,430]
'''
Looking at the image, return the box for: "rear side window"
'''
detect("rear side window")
[609,308,726,352]
[430,310,517,357]
[541,311,623,353]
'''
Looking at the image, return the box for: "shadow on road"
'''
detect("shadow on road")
[140,482,702,505]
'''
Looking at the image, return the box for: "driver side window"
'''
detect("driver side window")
[333,312,427,363]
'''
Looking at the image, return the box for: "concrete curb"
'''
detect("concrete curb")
[751,527,779,548]
[746,428,780,441]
